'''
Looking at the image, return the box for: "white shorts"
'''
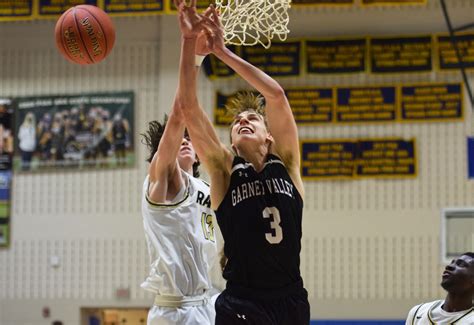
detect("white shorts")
[147,299,216,325]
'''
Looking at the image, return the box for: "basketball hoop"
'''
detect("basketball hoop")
[214,0,291,49]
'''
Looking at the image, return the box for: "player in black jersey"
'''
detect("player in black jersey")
[175,1,310,324]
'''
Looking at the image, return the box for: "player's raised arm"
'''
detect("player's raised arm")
[144,101,186,203]
[174,0,233,208]
[203,7,303,194]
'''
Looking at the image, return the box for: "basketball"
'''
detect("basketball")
[54,5,115,65]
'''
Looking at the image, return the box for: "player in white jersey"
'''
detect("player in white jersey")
[406,252,474,325]
[140,13,223,323]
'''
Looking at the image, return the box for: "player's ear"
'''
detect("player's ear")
[231,144,238,155]
[266,133,274,145]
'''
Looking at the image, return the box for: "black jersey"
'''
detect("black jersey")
[216,154,304,299]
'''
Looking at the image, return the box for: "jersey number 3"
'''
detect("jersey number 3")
[262,207,283,244]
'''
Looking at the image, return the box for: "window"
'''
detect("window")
[441,208,474,263]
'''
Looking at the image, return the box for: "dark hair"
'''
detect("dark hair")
[462,252,474,260]
[141,115,200,177]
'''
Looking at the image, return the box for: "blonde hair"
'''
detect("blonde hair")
[226,91,265,119]
[227,92,270,145]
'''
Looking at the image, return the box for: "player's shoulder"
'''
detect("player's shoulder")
[187,173,210,190]
[406,300,441,322]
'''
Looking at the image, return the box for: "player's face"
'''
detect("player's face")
[230,111,269,147]
[440,254,474,294]
[178,136,197,166]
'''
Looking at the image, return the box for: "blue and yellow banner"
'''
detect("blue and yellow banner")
[0,0,33,21]
[356,139,416,178]
[362,0,426,4]
[370,35,432,73]
[286,87,334,124]
[104,0,165,15]
[336,86,397,123]
[292,0,354,5]
[468,137,474,179]
[215,92,238,126]
[240,41,302,77]
[301,138,416,179]
[437,33,474,70]
[167,0,211,12]
[400,83,463,121]
[38,0,98,17]
[301,140,356,179]
[305,38,367,74]
[202,46,238,79]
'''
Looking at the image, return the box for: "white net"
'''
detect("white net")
[214,0,291,49]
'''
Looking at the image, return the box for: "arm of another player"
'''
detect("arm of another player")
[203,9,303,196]
[175,0,233,209]
[147,100,187,204]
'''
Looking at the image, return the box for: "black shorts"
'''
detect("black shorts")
[215,289,310,325]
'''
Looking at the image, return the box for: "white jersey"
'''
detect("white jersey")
[406,300,474,325]
[141,172,223,297]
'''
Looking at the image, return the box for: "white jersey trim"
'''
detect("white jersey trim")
[230,157,286,175]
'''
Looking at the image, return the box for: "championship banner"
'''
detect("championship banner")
[336,86,397,123]
[167,0,211,12]
[214,92,236,126]
[437,33,474,70]
[202,46,238,79]
[286,87,334,124]
[14,92,135,172]
[305,38,367,74]
[240,41,302,77]
[104,0,165,15]
[362,0,426,4]
[291,0,354,5]
[356,138,416,178]
[301,140,356,179]
[0,99,14,171]
[0,170,12,247]
[0,0,33,21]
[37,0,99,17]
[468,137,474,179]
[370,35,432,73]
[400,83,463,121]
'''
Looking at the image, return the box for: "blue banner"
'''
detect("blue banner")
[437,33,474,70]
[104,0,165,14]
[286,88,334,124]
[240,41,302,77]
[306,38,366,74]
[356,139,416,177]
[370,36,432,73]
[38,0,99,16]
[0,0,33,20]
[203,46,238,79]
[468,137,474,179]
[336,86,397,122]
[400,83,463,121]
[301,140,356,179]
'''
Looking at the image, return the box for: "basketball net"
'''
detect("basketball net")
[214,0,291,49]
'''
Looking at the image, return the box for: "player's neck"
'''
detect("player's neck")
[443,293,473,312]
[237,144,268,172]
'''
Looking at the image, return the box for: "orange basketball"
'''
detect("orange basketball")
[54,5,115,65]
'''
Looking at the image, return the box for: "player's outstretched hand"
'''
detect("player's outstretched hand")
[201,5,226,54]
[195,7,213,56]
[174,0,202,39]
